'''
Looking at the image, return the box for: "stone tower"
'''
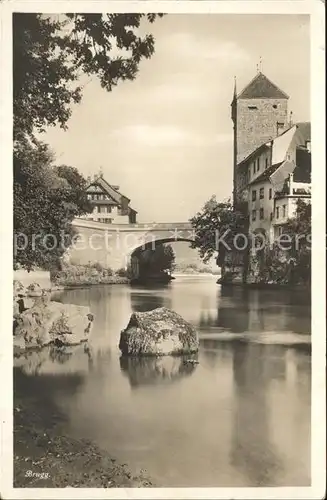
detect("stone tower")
[231,72,289,204]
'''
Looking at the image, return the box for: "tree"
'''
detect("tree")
[138,244,175,277]
[190,196,248,267]
[282,199,311,283]
[13,13,163,141]
[14,139,92,270]
[13,13,163,269]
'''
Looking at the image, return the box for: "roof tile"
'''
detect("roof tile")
[238,72,289,100]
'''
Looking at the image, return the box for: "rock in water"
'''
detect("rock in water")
[13,298,94,352]
[119,307,199,356]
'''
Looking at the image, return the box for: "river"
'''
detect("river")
[14,275,311,487]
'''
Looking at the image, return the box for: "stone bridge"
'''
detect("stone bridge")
[67,219,195,273]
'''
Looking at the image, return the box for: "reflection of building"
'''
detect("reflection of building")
[230,342,283,485]
[231,71,311,242]
[80,171,137,224]
[216,287,250,333]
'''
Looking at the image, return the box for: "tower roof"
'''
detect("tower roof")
[237,72,289,100]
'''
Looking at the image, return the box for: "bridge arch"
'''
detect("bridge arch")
[127,237,195,279]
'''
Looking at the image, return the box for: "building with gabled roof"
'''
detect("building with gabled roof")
[81,172,137,224]
[231,72,290,203]
[234,121,311,240]
[237,72,289,100]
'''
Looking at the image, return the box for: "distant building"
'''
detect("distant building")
[81,173,137,224]
[231,71,311,242]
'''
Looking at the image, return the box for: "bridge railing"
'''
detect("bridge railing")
[74,219,192,230]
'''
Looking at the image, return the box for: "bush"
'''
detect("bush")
[103,267,114,277]
[116,267,128,277]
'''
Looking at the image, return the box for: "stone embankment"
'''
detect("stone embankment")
[13,281,94,353]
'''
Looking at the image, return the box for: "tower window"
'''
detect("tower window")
[253,162,256,175]
[265,158,269,169]
[260,208,264,220]
[248,106,258,110]
[252,190,257,201]
[282,205,286,218]
[252,210,256,221]
[276,207,280,219]
[260,187,264,199]
[269,188,272,200]
[256,158,260,172]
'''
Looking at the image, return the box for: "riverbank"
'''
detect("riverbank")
[14,377,153,488]
[51,264,130,289]
[51,277,129,291]
[216,278,310,291]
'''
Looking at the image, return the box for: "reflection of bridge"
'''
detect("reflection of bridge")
[69,219,195,273]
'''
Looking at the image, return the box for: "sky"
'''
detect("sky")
[43,14,310,223]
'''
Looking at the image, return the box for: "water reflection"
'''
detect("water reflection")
[130,287,171,312]
[16,278,310,487]
[14,343,94,377]
[230,342,283,485]
[119,355,197,388]
[215,286,311,335]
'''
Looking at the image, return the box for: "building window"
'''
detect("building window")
[265,158,268,169]
[252,210,256,221]
[276,207,280,219]
[269,188,272,200]
[253,162,256,175]
[273,104,277,109]
[260,208,264,220]
[282,205,286,218]
[257,158,260,172]
[252,190,257,201]
[270,212,273,221]
[259,187,264,199]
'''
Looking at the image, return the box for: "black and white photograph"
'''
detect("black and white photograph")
[0,1,325,498]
